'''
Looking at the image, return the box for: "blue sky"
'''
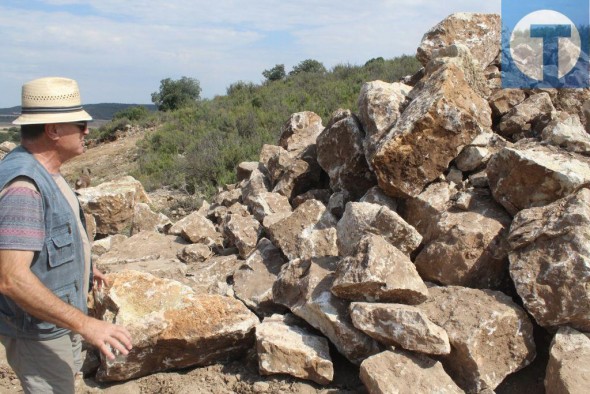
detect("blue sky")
[0,0,501,107]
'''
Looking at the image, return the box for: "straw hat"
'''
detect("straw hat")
[12,77,93,125]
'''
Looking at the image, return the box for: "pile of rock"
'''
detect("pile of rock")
[73,12,590,394]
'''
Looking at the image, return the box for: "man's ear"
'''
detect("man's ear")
[45,124,60,140]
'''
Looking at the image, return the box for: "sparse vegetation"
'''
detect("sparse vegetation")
[101,55,421,198]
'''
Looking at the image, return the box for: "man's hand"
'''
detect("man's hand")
[78,317,133,360]
[92,266,109,290]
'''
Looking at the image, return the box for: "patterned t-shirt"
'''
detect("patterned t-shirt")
[0,178,44,251]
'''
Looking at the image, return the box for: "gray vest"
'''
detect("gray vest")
[0,146,87,340]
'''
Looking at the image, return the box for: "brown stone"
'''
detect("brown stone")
[509,188,590,331]
[545,327,590,394]
[332,234,428,304]
[94,270,259,382]
[278,111,324,157]
[371,62,491,198]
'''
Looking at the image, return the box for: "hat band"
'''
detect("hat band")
[21,105,84,114]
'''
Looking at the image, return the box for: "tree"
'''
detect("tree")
[151,77,201,111]
[262,64,286,82]
[289,59,326,76]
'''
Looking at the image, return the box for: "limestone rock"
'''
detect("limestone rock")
[545,327,590,394]
[177,243,213,264]
[241,168,271,205]
[256,314,333,385]
[233,238,288,316]
[91,234,128,256]
[272,147,323,201]
[497,92,555,138]
[357,80,412,164]
[222,209,262,259]
[455,132,509,173]
[509,188,590,331]
[184,255,242,296]
[94,270,259,382]
[336,202,422,257]
[273,257,380,364]
[332,234,428,304]
[487,140,590,215]
[291,189,331,208]
[542,112,590,155]
[359,186,398,212]
[278,111,324,157]
[130,202,172,235]
[414,189,512,289]
[236,161,262,182]
[418,286,536,392]
[267,199,338,261]
[316,110,376,199]
[327,191,352,219]
[553,89,590,132]
[417,12,501,70]
[371,62,491,198]
[243,191,292,225]
[259,144,285,169]
[78,176,151,235]
[350,302,450,355]
[0,141,17,160]
[488,89,526,119]
[169,211,223,247]
[95,231,187,271]
[360,350,463,394]
[212,186,242,208]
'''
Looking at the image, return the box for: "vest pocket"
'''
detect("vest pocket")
[47,220,75,268]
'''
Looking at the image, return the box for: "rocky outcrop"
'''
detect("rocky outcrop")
[278,111,324,157]
[93,270,259,382]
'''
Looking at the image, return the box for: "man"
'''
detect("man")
[0,77,132,393]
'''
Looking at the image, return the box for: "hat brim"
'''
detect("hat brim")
[12,109,93,125]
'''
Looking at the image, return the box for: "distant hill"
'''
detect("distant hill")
[0,103,156,122]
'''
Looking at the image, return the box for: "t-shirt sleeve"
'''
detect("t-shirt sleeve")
[0,186,45,251]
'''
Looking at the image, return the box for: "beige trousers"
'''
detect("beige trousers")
[1,332,82,394]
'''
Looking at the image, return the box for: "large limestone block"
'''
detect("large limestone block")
[278,111,324,157]
[414,189,512,289]
[94,270,259,382]
[332,234,428,304]
[222,210,262,259]
[256,314,333,385]
[337,202,422,257]
[95,231,187,272]
[273,257,380,364]
[272,147,323,201]
[417,13,501,70]
[267,199,338,261]
[244,191,292,225]
[233,238,287,316]
[509,188,590,331]
[545,327,590,394]
[78,176,150,235]
[360,350,463,394]
[130,202,172,235]
[168,210,223,247]
[316,110,376,199]
[488,89,527,119]
[487,141,590,215]
[418,286,536,393]
[371,62,491,198]
[350,303,450,356]
[184,255,243,296]
[357,81,412,164]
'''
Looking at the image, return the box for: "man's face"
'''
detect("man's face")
[55,121,88,161]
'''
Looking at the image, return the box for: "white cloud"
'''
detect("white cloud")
[0,0,501,107]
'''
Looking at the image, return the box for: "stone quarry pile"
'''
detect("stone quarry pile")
[13,12,590,394]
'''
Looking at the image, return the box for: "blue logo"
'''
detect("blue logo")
[502,1,589,88]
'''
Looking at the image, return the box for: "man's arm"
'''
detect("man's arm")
[0,249,132,360]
